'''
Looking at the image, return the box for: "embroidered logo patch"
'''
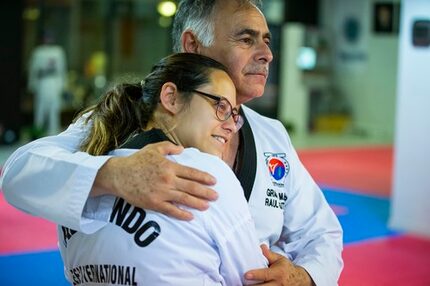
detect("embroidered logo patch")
[264,152,290,187]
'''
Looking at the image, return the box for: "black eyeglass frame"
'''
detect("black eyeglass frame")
[192,89,244,130]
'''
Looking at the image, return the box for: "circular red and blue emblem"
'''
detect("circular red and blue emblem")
[268,158,287,180]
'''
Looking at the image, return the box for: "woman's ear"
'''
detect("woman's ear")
[159,82,180,114]
[182,30,200,53]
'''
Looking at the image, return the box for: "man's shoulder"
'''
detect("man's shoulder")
[242,105,290,139]
[242,105,281,124]
[242,105,286,133]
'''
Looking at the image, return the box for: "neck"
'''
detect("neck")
[146,120,180,145]
[223,131,240,168]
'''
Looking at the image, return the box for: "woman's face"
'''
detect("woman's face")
[174,70,237,158]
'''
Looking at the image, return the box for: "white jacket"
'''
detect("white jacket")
[1,106,343,285]
[59,147,267,286]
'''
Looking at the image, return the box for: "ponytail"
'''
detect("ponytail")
[79,83,152,155]
[76,53,228,155]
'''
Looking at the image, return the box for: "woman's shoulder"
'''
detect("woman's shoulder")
[169,148,232,176]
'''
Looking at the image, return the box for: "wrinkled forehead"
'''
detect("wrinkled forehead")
[212,1,269,35]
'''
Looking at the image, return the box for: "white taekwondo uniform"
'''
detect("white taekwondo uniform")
[28,44,67,135]
[58,130,267,285]
[1,106,343,286]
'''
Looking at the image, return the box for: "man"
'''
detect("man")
[28,33,67,136]
[1,0,343,285]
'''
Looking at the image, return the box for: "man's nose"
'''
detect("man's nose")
[256,41,273,64]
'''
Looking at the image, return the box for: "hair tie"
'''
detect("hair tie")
[139,80,153,104]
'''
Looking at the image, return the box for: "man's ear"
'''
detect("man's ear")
[159,82,180,114]
[182,30,200,53]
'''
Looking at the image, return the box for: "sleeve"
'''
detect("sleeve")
[0,115,113,233]
[271,134,344,286]
[179,150,268,285]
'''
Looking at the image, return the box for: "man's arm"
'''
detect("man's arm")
[245,245,314,286]
[93,141,219,220]
[243,117,343,286]
[1,116,217,233]
[268,146,343,286]
[244,157,342,286]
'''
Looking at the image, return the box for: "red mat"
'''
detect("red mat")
[298,146,393,197]
[340,235,430,286]
[0,192,58,254]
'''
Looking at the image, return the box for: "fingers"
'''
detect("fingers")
[175,174,218,199]
[245,245,289,283]
[245,267,273,282]
[157,202,194,221]
[154,141,184,155]
[149,190,209,220]
[151,141,217,186]
[105,142,219,221]
[170,187,211,211]
[261,244,280,264]
[175,163,217,186]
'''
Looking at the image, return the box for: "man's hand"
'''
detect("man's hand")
[92,141,218,220]
[245,245,314,286]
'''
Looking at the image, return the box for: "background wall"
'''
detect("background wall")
[278,0,400,142]
[321,0,400,140]
[390,0,430,237]
[0,0,23,144]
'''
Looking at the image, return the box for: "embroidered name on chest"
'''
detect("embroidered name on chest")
[265,188,288,209]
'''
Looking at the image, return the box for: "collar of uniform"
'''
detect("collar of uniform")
[235,108,257,202]
[120,129,172,149]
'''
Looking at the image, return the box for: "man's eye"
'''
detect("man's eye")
[241,38,253,45]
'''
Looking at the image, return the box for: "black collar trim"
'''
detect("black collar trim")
[120,129,171,149]
[235,109,257,201]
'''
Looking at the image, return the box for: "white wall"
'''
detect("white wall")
[278,24,308,137]
[321,0,400,140]
[389,0,430,237]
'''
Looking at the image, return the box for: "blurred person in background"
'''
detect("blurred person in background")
[28,32,67,136]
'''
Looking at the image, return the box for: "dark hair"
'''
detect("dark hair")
[172,0,263,53]
[78,53,228,155]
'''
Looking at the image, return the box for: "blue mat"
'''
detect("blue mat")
[323,188,399,244]
[0,250,69,285]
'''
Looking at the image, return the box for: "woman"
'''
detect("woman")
[58,53,267,285]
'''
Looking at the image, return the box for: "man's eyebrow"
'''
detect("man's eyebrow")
[264,31,272,41]
[234,28,272,40]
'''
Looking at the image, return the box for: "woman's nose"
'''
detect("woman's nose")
[222,117,237,134]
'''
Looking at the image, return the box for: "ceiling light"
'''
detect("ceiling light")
[157,1,177,17]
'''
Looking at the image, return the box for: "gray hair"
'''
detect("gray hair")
[172,0,262,53]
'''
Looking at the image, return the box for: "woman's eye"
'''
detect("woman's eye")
[217,101,229,113]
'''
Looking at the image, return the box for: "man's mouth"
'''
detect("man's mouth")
[246,68,269,79]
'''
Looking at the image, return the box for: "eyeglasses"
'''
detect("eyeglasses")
[192,89,244,131]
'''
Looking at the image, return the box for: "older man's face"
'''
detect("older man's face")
[199,2,273,105]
